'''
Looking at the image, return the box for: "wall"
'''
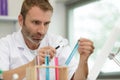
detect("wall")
[8,0,24,17]
[0,0,23,37]
[49,1,67,38]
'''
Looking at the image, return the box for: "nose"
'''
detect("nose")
[37,24,45,34]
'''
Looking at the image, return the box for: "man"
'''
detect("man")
[0,0,94,80]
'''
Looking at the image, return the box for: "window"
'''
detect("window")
[67,0,120,78]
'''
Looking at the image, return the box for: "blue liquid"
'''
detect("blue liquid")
[45,55,50,80]
[65,42,78,65]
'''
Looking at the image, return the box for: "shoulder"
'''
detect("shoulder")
[0,31,20,46]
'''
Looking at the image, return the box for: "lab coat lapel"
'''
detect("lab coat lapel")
[18,46,34,62]
[15,30,34,62]
[16,31,50,62]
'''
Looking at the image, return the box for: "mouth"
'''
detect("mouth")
[30,34,45,43]
[33,38,42,42]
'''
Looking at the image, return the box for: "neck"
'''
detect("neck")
[24,37,40,50]
[26,40,39,50]
[21,31,40,50]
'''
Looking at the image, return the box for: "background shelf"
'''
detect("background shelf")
[0,16,17,22]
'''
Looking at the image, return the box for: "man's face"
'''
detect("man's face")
[20,6,53,45]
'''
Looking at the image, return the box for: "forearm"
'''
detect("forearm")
[73,57,88,80]
[71,38,94,80]
[3,60,34,80]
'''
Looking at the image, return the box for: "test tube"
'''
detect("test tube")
[65,42,79,65]
[45,51,50,80]
[35,51,40,80]
[55,57,59,80]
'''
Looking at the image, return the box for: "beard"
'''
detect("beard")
[22,23,45,46]
[26,35,41,45]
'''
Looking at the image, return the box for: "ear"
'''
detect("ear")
[18,14,24,27]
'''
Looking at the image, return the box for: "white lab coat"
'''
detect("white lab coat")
[0,30,78,80]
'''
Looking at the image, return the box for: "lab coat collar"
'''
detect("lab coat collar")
[14,30,49,61]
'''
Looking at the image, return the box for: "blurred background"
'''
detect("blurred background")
[0,0,120,80]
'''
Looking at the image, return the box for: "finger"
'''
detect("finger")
[45,47,56,59]
[48,50,56,59]
[39,51,47,56]
[37,46,56,62]
[39,46,56,55]
[80,42,94,49]
[79,42,93,47]
[38,49,46,55]
[48,46,56,53]
[39,56,45,64]
[79,38,93,42]
[79,47,93,54]
[78,39,94,50]
[78,46,94,53]
[79,38,93,44]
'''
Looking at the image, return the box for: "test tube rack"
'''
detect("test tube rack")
[26,65,68,80]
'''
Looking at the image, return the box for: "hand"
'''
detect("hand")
[78,38,94,61]
[36,46,56,65]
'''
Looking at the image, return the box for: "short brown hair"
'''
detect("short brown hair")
[20,0,53,20]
